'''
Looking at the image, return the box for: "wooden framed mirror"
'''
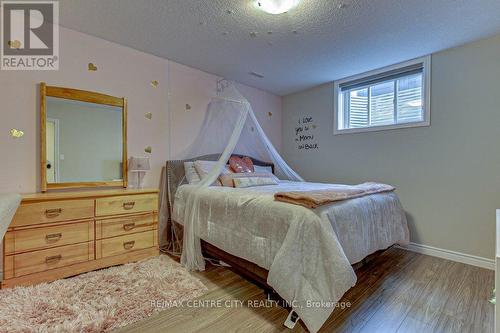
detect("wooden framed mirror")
[40,82,128,192]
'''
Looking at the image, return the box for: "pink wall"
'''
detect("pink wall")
[168,62,282,158]
[0,27,282,193]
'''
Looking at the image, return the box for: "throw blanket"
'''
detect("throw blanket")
[275,182,395,209]
[0,193,21,280]
[0,193,21,240]
[174,183,358,333]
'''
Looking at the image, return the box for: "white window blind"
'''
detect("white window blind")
[334,57,430,134]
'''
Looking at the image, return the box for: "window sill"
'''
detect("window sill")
[334,120,430,135]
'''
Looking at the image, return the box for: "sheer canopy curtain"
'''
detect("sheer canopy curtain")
[161,81,303,270]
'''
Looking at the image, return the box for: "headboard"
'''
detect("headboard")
[164,154,273,214]
[160,154,274,253]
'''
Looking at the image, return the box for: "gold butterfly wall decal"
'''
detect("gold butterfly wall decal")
[151,80,159,88]
[10,128,24,138]
[144,146,152,154]
[144,112,153,120]
[88,63,98,71]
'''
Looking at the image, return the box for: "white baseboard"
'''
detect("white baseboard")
[398,242,494,270]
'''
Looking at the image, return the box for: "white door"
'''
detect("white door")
[46,119,59,183]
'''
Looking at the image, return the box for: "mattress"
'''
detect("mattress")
[173,180,409,269]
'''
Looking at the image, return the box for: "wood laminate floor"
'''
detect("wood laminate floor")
[115,248,494,333]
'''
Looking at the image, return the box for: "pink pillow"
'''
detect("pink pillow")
[229,156,252,173]
[241,157,255,172]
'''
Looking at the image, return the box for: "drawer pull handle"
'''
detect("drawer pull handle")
[123,222,136,231]
[123,241,135,250]
[45,208,62,218]
[45,255,62,264]
[123,202,135,210]
[45,233,62,243]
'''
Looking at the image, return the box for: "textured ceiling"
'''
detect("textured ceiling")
[59,0,500,95]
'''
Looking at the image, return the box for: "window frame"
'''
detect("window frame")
[333,55,431,135]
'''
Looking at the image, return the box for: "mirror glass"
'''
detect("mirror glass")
[45,97,123,184]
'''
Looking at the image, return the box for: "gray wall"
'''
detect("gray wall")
[282,34,500,260]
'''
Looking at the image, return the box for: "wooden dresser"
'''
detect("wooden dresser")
[2,189,159,288]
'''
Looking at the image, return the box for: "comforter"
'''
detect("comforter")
[173,181,409,332]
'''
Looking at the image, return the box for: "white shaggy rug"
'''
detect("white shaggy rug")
[0,255,207,332]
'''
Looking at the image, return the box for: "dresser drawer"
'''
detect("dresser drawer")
[12,242,94,277]
[5,220,94,255]
[95,194,158,216]
[97,230,155,258]
[96,214,156,239]
[11,199,94,227]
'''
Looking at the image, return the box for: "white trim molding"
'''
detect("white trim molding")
[399,242,494,270]
[495,210,500,333]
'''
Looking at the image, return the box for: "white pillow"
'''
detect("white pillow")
[184,162,201,184]
[219,172,279,188]
[233,176,279,188]
[254,165,273,174]
[193,160,233,186]
[194,160,232,178]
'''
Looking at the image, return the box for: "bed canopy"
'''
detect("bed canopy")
[162,79,303,270]
[180,79,302,184]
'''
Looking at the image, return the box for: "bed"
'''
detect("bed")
[162,155,409,332]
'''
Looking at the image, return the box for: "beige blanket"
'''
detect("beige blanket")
[274,182,395,209]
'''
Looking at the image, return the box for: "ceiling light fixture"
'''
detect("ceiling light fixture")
[254,0,300,15]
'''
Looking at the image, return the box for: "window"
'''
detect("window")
[334,56,431,134]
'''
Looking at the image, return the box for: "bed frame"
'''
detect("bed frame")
[164,155,384,295]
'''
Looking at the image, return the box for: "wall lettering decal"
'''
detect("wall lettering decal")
[295,116,319,150]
